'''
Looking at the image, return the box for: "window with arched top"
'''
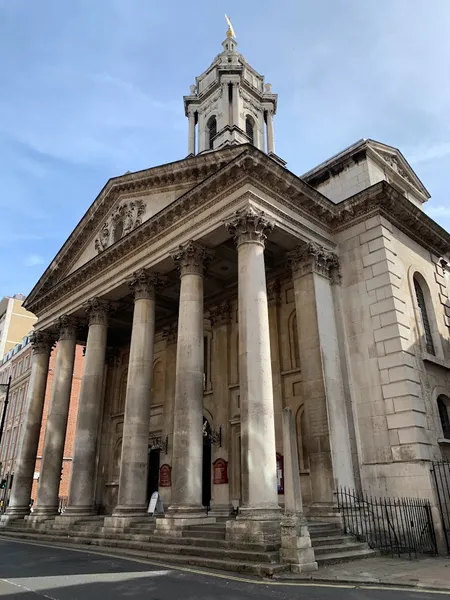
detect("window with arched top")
[207,116,217,150]
[245,115,255,145]
[413,276,435,355]
[438,395,450,440]
[114,369,128,414]
[288,310,300,370]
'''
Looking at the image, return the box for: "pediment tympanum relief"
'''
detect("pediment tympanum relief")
[95,199,145,254]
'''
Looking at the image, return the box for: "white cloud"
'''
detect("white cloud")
[425,205,450,218]
[407,143,450,165]
[24,254,46,267]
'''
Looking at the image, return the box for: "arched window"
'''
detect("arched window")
[207,116,217,150]
[288,310,300,370]
[438,395,450,440]
[413,276,435,355]
[245,115,255,145]
[114,368,128,414]
[152,360,164,405]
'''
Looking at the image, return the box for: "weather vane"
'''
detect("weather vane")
[225,14,236,39]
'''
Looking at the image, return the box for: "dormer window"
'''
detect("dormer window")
[246,115,255,145]
[207,116,217,150]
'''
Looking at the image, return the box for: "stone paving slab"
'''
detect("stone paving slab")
[274,555,450,591]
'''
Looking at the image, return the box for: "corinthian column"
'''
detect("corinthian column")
[31,316,78,519]
[63,298,110,518]
[225,206,280,544]
[288,242,354,513]
[160,241,213,525]
[3,331,54,521]
[113,270,164,517]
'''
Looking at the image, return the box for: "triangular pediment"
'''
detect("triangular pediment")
[26,146,247,307]
[366,139,430,202]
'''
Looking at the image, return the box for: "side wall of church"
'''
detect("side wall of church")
[336,213,450,506]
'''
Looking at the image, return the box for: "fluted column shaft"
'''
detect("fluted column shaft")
[33,318,77,517]
[64,299,110,516]
[167,241,213,516]
[4,331,54,519]
[226,207,280,518]
[114,270,163,515]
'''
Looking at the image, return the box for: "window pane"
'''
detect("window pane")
[414,278,435,355]
[438,397,450,439]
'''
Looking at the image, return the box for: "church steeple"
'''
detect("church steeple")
[184,18,277,156]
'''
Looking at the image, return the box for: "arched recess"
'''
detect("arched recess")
[288,309,300,370]
[152,360,164,405]
[245,115,255,145]
[408,266,443,358]
[206,115,217,150]
[296,405,310,471]
[112,437,122,481]
[114,368,128,414]
[437,395,450,440]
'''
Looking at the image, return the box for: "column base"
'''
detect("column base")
[156,506,216,537]
[280,514,318,573]
[58,505,97,519]
[1,506,30,524]
[226,507,281,545]
[28,506,59,519]
[24,513,56,526]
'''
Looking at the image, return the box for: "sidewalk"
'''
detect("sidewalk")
[276,555,450,591]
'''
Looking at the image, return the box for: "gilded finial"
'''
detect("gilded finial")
[225,14,236,39]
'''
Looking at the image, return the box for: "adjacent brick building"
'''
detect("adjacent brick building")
[0,336,82,506]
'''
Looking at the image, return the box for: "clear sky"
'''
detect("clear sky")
[1,0,450,298]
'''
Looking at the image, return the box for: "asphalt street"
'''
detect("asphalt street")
[0,538,447,599]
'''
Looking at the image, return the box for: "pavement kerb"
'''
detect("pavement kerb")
[1,535,450,595]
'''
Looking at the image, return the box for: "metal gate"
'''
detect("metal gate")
[431,461,450,553]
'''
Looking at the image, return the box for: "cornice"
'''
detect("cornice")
[25,148,450,316]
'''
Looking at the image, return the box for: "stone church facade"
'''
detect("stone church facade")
[3,29,450,544]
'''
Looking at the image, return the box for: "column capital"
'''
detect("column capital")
[30,330,55,355]
[208,300,232,327]
[83,298,112,326]
[267,279,282,307]
[56,315,78,341]
[170,241,214,277]
[225,206,275,247]
[128,269,166,300]
[288,242,341,284]
[162,321,178,346]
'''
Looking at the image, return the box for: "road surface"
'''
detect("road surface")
[0,537,445,599]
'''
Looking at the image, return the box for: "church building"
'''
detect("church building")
[3,23,450,555]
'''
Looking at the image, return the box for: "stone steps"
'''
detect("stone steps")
[0,517,376,571]
[0,529,286,577]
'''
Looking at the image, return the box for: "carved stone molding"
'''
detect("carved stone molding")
[30,330,55,355]
[288,242,341,283]
[225,205,275,247]
[267,279,282,307]
[162,322,178,346]
[209,300,232,327]
[128,269,166,301]
[95,200,146,254]
[56,315,78,341]
[170,241,214,277]
[83,298,112,326]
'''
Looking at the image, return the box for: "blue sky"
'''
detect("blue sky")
[1,0,450,298]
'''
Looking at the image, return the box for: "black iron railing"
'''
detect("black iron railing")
[336,487,437,558]
[431,461,450,553]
